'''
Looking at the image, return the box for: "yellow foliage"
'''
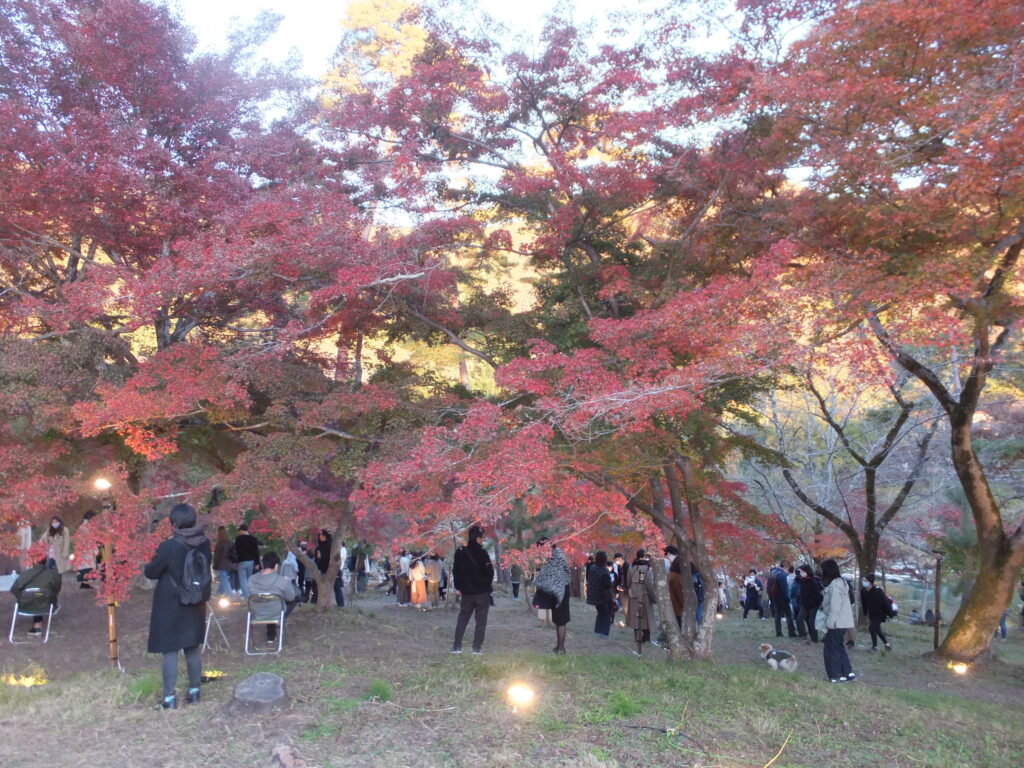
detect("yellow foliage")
[325,0,428,95]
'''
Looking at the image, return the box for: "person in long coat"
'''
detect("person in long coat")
[144,503,211,709]
[819,558,856,683]
[42,516,72,572]
[626,550,657,652]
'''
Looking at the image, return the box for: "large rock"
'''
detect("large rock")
[224,672,289,715]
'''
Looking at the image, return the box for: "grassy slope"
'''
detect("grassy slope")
[1,593,1022,768]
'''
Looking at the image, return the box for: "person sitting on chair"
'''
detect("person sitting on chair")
[11,544,62,636]
[248,551,298,643]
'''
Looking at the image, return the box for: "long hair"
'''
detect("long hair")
[46,516,64,537]
[820,558,841,585]
[216,525,229,544]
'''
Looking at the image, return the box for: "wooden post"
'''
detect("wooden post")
[107,601,119,669]
[933,551,943,651]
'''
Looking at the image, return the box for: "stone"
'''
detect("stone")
[224,672,289,715]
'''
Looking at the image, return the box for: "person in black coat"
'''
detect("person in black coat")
[450,524,494,653]
[860,573,892,651]
[796,564,823,643]
[586,550,615,637]
[144,503,211,709]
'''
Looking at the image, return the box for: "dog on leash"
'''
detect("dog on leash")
[759,643,798,672]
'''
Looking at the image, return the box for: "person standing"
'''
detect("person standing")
[796,564,823,644]
[212,525,236,597]
[450,525,494,654]
[397,549,412,606]
[425,553,443,608]
[770,560,798,638]
[626,550,657,654]
[42,516,71,573]
[233,523,260,599]
[533,537,571,653]
[860,574,892,651]
[586,550,615,637]
[819,558,856,683]
[144,504,211,709]
[409,554,428,607]
[743,570,765,619]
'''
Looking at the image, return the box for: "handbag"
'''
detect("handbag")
[814,609,827,633]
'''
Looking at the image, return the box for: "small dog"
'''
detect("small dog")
[759,643,799,672]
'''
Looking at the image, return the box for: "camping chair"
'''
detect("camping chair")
[244,593,286,655]
[9,587,59,645]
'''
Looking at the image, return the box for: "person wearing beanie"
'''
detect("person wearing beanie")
[143,503,211,709]
[450,524,494,654]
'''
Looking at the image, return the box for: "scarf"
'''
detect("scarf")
[534,546,570,606]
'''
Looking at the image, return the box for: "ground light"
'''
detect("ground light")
[506,683,536,713]
[949,662,969,675]
[94,477,112,491]
[715,613,724,619]
[218,597,231,609]
[3,665,47,687]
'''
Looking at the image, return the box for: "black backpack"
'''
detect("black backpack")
[168,540,211,605]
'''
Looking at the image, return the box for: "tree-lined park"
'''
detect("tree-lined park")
[2,1,1023,766]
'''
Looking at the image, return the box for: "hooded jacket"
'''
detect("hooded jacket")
[144,524,211,653]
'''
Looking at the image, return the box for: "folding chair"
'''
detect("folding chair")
[244,593,285,655]
[9,587,59,645]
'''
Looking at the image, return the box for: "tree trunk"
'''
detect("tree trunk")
[937,418,1024,661]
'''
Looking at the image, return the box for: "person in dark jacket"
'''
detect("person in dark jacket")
[450,524,493,654]
[233,523,260,598]
[144,503,211,709]
[311,529,333,605]
[796,564,823,643]
[586,550,615,637]
[212,525,236,597]
[860,573,892,651]
[10,549,62,635]
[770,560,798,638]
[743,569,765,619]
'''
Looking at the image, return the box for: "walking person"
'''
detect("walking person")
[587,550,615,637]
[819,558,856,683]
[143,504,211,709]
[212,525,236,597]
[860,574,893,651]
[450,525,494,654]
[233,523,260,599]
[532,537,571,653]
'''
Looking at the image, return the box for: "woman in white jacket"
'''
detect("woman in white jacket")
[819,559,856,683]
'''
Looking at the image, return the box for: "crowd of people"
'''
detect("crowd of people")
[7,510,1024,705]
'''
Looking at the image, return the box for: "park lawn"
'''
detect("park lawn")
[1,591,1022,768]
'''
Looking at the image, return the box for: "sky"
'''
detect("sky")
[171,0,631,78]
